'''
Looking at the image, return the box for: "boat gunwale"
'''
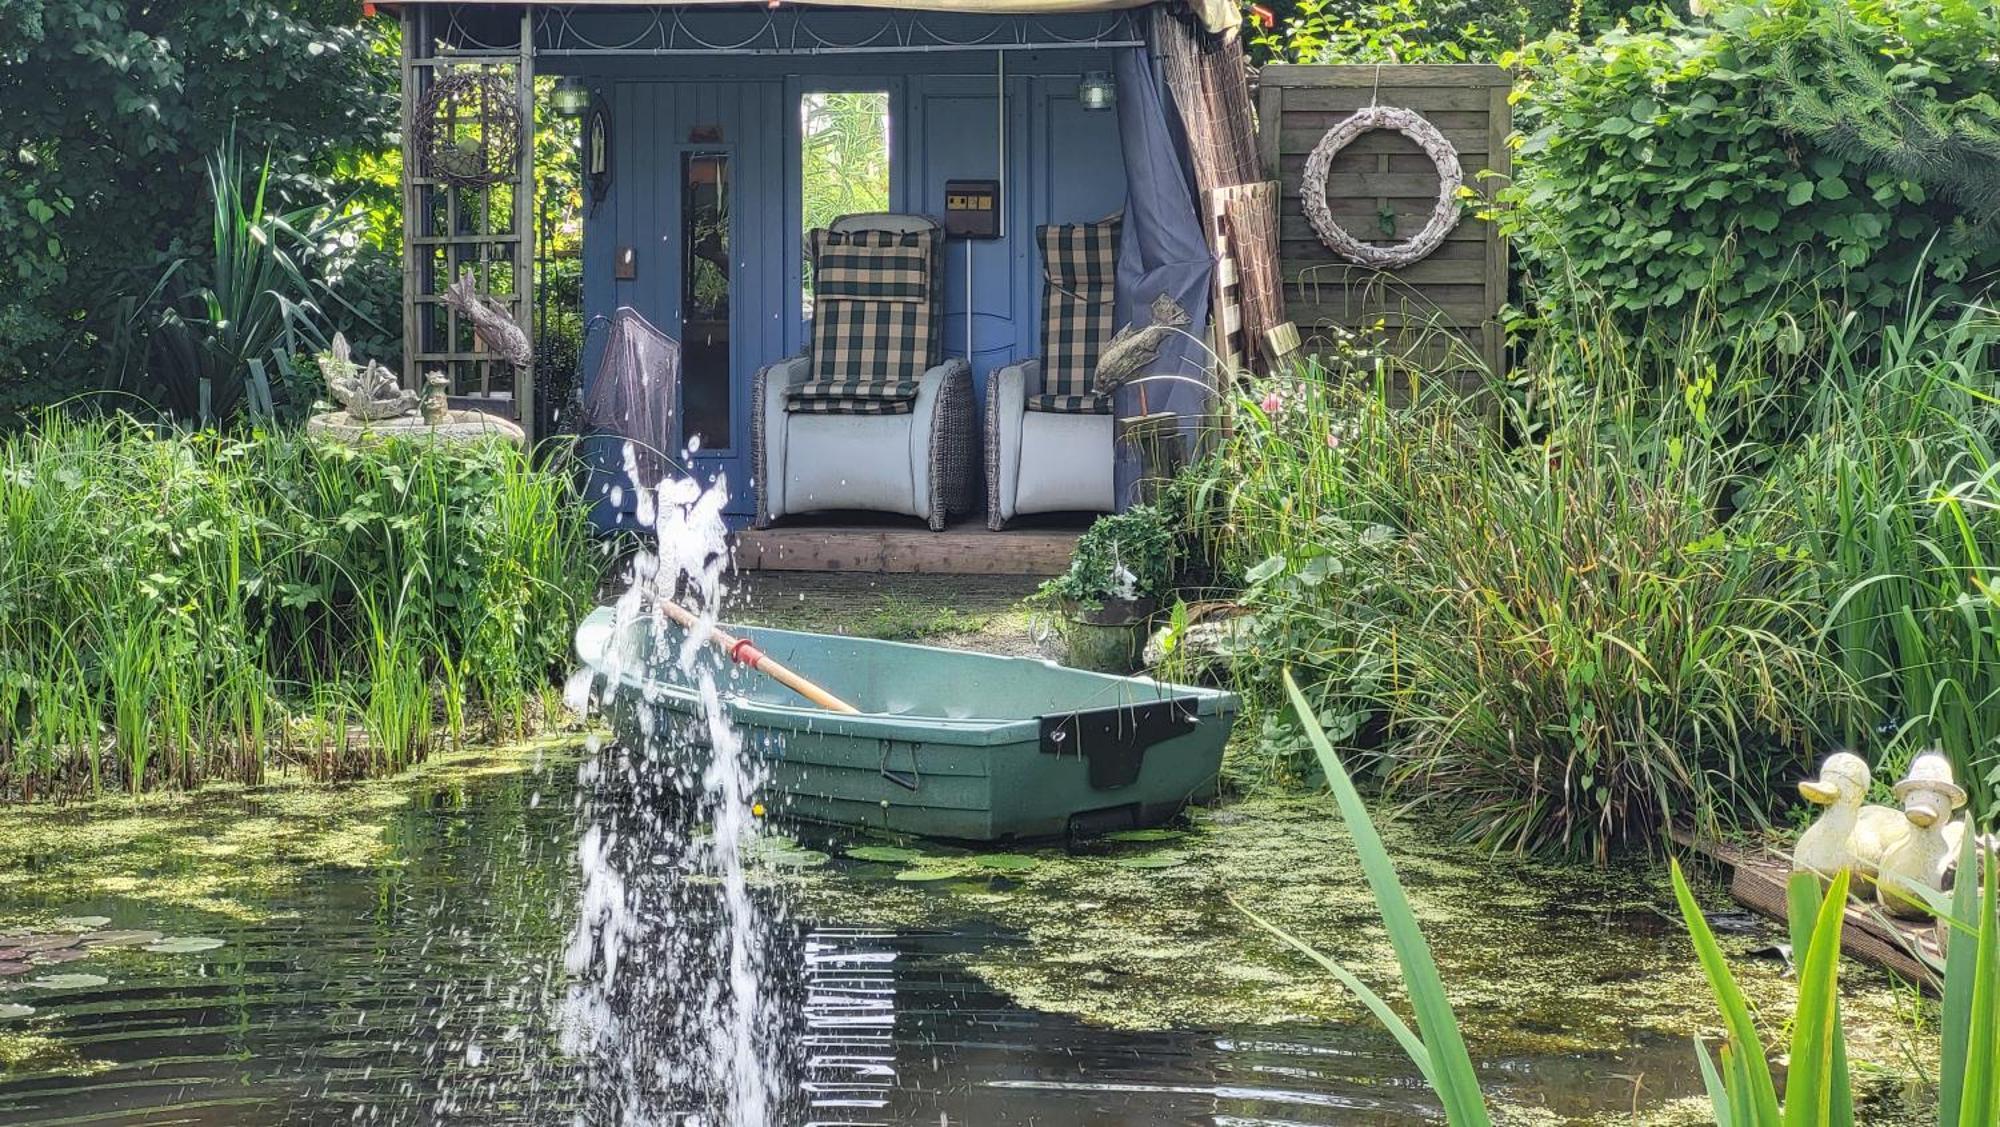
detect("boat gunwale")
[576,607,1239,747]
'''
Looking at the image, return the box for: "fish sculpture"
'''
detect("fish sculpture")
[442,276,532,374]
[1093,293,1191,395]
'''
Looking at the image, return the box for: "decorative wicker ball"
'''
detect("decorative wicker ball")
[1301,105,1464,269]
[414,69,522,190]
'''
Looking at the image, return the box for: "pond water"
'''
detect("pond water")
[0,741,1899,1127]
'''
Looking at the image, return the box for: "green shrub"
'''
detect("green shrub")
[0,415,597,797]
[1036,504,1180,608]
[1500,0,2000,352]
[0,1,397,412]
[1190,323,1847,857]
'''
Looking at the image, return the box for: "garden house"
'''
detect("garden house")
[387,1,1282,561]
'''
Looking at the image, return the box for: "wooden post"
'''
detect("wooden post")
[399,8,422,391]
[514,7,537,441]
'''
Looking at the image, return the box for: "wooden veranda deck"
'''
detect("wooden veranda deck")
[733,514,1083,576]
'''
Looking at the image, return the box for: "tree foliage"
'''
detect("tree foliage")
[1498,0,2000,348]
[0,0,397,421]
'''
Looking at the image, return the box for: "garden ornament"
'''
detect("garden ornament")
[318,333,418,421]
[1093,294,1190,395]
[1876,752,1969,919]
[442,276,532,374]
[421,373,452,426]
[1791,751,1909,889]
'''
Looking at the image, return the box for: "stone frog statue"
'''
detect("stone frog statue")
[1876,752,1969,919]
[1791,751,1910,891]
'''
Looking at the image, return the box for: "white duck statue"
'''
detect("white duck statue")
[1876,752,1969,919]
[1791,751,1909,891]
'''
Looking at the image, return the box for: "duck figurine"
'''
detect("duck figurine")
[1792,752,1910,891]
[1876,752,1969,919]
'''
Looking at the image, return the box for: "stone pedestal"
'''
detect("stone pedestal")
[305,410,526,449]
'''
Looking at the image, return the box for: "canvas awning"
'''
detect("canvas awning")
[379,0,1238,38]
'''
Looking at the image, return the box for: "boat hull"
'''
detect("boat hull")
[576,607,1237,841]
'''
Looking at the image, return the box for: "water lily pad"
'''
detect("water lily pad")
[0,1004,33,1021]
[0,935,80,956]
[28,947,90,966]
[26,973,107,990]
[1113,850,1190,870]
[52,916,111,931]
[893,866,968,882]
[80,930,164,948]
[745,837,831,869]
[844,845,929,864]
[1104,828,1185,843]
[972,853,1038,873]
[144,937,225,955]
[0,961,30,977]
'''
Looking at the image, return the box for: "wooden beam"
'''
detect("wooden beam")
[735,525,1078,575]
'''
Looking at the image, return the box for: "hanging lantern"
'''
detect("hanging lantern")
[552,76,592,117]
[1078,71,1116,112]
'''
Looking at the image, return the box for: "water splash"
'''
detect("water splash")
[559,449,787,1125]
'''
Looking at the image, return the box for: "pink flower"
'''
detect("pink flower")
[1326,429,1341,449]
[1260,391,1282,416]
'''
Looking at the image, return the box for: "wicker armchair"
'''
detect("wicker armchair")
[752,213,976,531]
[986,218,1121,530]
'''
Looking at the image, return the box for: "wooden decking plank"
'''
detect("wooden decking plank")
[733,523,1078,576]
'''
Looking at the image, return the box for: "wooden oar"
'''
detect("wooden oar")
[658,598,861,714]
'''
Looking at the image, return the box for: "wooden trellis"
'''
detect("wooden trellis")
[400,8,536,432]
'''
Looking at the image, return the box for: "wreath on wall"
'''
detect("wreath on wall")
[414,68,523,190]
[1301,105,1463,270]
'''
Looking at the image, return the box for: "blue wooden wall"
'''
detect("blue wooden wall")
[550,10,1129,517]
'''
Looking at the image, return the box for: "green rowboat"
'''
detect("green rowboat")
[575,606,1237,841]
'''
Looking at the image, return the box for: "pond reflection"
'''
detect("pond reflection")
[0,745,1722,1125]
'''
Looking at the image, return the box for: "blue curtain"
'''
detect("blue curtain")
[1111,45,1215,507]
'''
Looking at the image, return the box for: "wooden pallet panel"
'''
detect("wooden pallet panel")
[1259,63,1510,382]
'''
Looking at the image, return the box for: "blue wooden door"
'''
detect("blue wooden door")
[588,80,784,524]
[660,82,785,520]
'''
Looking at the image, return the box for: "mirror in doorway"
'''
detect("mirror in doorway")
[682,150,731,451]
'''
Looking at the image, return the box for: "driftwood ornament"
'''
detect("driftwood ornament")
[1300,104,1464,269]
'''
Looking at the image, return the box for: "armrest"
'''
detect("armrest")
[907,357,970,523]
[753,354,810,525]
[985,358,1040,529]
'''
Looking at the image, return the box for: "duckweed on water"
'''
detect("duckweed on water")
[0,737,580,923]
[769,793,1935,1115]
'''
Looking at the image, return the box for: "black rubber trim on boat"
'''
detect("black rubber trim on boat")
[1039,698,1200,790]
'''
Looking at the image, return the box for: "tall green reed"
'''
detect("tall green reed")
[1781,295,2000,817]
[0,414,595,799]
[1191,324,1839,857]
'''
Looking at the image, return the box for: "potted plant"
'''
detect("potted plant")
[1033,504,1178,673]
